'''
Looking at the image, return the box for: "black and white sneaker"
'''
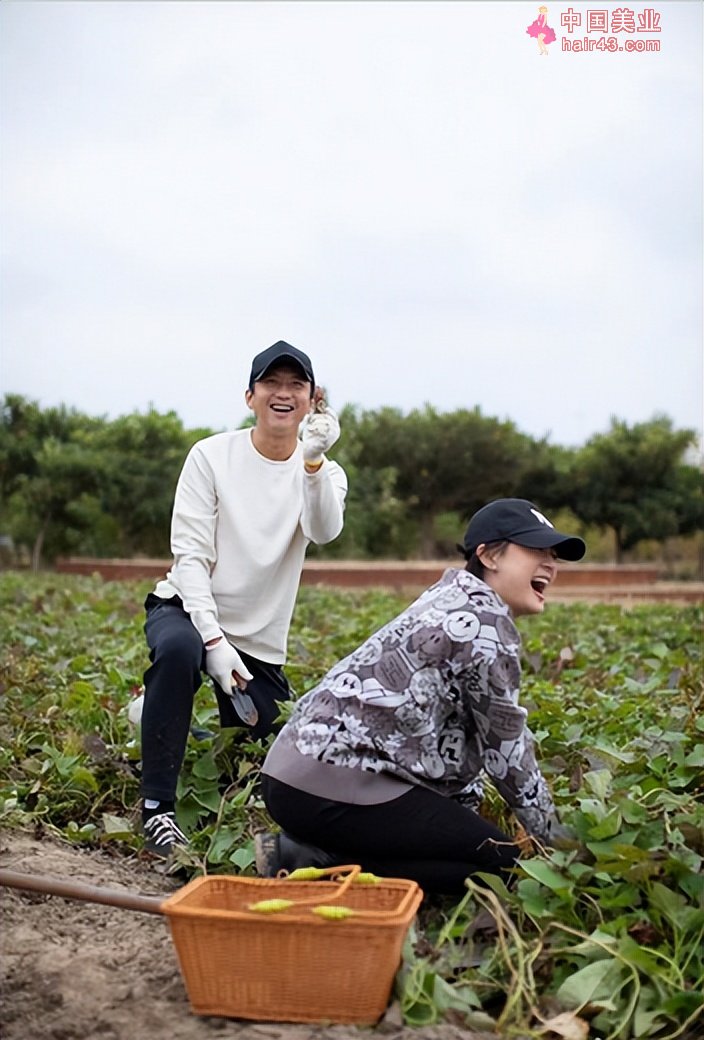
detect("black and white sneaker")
[254,830,338,877]
[143,812,188,858]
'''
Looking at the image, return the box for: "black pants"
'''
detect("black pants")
[141,594,290,802]
[261,775,520,895]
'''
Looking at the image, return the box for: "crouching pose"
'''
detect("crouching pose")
[139,341,347,857]
[256,498,585,894]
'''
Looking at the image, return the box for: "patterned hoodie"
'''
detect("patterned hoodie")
[264,568,556,841]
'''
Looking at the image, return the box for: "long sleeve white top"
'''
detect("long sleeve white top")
[154,429,348,662]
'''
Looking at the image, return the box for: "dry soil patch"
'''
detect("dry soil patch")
[1,829,492,1040]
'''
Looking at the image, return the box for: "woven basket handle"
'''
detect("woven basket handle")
[270,863,361,908]
[252,865,421,921]
[310,868,422,920]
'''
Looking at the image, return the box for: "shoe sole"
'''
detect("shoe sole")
[142,843,174,860]
[254,832,280,877]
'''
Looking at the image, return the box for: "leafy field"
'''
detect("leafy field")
[1,572,702,1039]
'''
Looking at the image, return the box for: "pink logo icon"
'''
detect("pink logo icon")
[526,5,557,55]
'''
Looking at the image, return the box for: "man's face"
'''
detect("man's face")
[245,364,313,434]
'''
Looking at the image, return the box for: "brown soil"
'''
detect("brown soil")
[1,829,491,1040]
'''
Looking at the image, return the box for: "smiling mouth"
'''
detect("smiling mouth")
[270,404,294,413]
[531,578,549,596]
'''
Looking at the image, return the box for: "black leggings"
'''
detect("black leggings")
[141,594,290,802]
[261,775,520,895]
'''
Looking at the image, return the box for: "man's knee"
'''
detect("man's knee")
[152,627,203,673]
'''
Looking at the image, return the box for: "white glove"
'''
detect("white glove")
[547,817,579,849]
[205,638,258,726]
[128,692,144,727]
[300,407,340,464]
[205,639,254,692]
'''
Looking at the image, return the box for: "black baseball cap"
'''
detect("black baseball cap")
[462,498,586,561]
[248,341,315,391]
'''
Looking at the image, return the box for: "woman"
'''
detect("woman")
[526,5,557,55]
[255,498,585,894]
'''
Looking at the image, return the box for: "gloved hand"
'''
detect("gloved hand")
[128,692,144,727]
[205,638,254,692]
[547,817,580,850]
[516,810,580,854]
[300,407,340,464]
[205,638,258,726]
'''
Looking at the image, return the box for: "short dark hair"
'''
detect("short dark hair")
[463,540,510,581]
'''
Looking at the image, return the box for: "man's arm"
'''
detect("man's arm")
[299,406,348,544]
[301,459,348,544]
[167,443,222,644]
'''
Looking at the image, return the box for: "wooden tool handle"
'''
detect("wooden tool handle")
[0,867,165,915]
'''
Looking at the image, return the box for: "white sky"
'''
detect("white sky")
[1,0,702,447]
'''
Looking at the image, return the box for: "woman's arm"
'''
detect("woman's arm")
[467,647,556,843]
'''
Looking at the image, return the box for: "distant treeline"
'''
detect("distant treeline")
[1,393,702,570]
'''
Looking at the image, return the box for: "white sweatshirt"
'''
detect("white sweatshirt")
[153,428,348,662]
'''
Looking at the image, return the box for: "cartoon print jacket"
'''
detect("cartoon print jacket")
[276,568,557,841]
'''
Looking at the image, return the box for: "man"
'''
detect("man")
[140,340,347,857]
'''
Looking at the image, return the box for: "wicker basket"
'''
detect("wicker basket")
[160,864,423,1024]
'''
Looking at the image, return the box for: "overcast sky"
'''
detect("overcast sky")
[1,0,702,447]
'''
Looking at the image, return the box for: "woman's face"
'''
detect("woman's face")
[479,542,558,616]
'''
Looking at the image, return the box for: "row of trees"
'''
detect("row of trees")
[1,393,702,569]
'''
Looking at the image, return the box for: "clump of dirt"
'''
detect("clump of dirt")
[1,829,492,1040]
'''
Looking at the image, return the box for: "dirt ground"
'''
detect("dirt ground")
[1,829,493,1040]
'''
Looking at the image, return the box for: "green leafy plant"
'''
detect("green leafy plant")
[1,573,701,1038]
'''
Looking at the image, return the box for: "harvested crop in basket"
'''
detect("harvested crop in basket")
[248,898,295,914]
[312,905,356,920]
